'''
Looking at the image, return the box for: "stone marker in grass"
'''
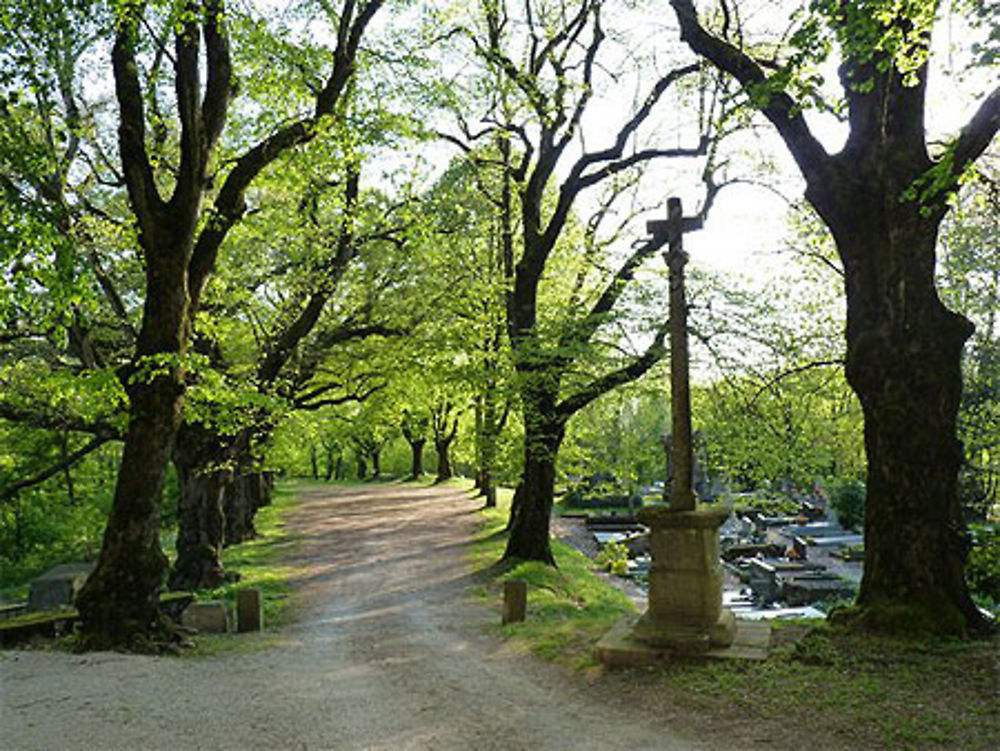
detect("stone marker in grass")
[502,580,527,624]
[237,587,263,632]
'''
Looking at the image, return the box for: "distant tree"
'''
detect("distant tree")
[430,398,459,483]
[401,409,429,480]
[939,153,1000,520]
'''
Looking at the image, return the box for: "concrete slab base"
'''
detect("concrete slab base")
[595,616,772,667]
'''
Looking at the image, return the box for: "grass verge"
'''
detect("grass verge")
[471,486,1000,750]
[469,484,636,671]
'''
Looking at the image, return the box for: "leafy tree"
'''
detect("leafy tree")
[671,0,1000,634]
[64,0,385,649]
[440,0,721,564]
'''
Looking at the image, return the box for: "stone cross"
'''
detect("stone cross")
[647,197,702,512]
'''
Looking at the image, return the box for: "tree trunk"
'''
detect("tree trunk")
[369,449,381,480]
[310,445,319,480]
[503,390,564,564]
[435,438,453,483]
[76,239,189,647]
[473,399,484,492]
[407,438,426,480]
[168,424,228,591]
[822,188,984,633]
[75,368,182,647]
[224,470,263,545]
[356,454,367,480]
[480,391,500,508]
[324,448,335,481]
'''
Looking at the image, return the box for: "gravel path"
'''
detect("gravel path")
[1,483,729,751]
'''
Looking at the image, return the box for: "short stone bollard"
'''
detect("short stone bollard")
[501,580,527,625]
[236,587,263,633]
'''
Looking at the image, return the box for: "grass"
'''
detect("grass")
[469,485,637,671]
[471,486,1000,750]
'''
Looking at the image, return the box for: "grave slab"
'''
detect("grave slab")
[595,616,771,667]
[27,563,95,612]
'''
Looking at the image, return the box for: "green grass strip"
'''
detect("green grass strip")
[468,484,636,671]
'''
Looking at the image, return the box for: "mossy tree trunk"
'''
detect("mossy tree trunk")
[812,169,981,632]
[168,423,229,591]
[503,382,565,564]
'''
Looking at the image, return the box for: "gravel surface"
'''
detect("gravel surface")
[1,483,732,751]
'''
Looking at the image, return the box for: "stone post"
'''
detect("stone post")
[236,587,263,633]
[502,580,527,624]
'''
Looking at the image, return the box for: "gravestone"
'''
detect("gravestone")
[27,563,95,612]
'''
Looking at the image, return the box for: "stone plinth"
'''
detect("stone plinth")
[182,600,229,633]
[629,505,735,652]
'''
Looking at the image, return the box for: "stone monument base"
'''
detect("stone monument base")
[629,504,737,653]
[630,608,736,653]
[595,615,771,666]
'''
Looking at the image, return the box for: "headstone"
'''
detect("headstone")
[236,587,263,633]
[501,580,527,624]
[181,600,229,633]
[27,563,95,612]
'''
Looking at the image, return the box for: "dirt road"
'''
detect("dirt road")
[1,483,728,751]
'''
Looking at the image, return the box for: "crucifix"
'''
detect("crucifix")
[596,197,738,662]
[648,197,702,512]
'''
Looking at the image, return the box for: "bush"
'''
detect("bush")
[967,526,1000,604]
[828,478,866,531]
[594,541,628,573]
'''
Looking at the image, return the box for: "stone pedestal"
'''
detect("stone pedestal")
[630,505,735,652]
[182,601,229,633]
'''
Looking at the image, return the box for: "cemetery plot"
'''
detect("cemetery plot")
[575,497,864,620]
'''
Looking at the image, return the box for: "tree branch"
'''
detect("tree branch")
[187,0,383,311]
[950,83,1000,181]
[556,318,669,419]
[0,436,111,504]
[670,0,828,180]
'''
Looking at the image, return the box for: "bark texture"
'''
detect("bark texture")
[168,424,228,591]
